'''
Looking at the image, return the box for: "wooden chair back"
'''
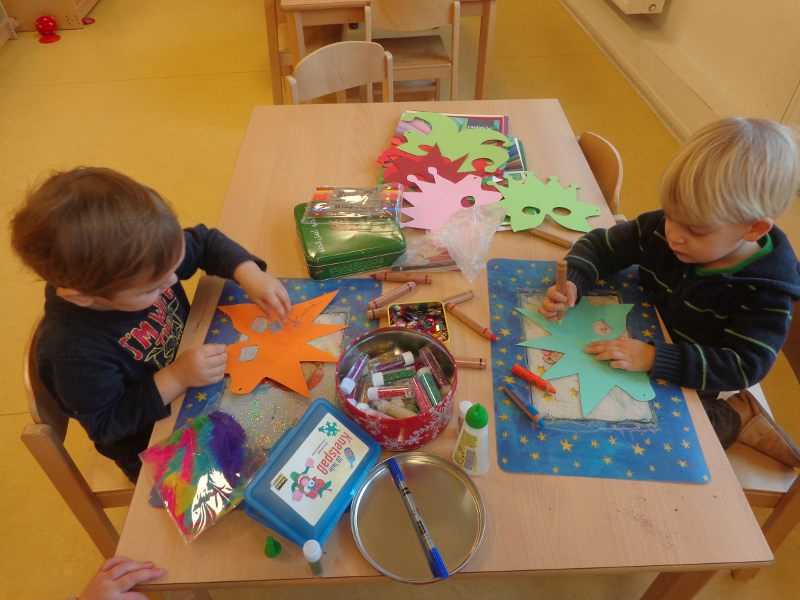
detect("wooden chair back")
[727,307,800,580]
[365,0,459,100]
[578,131,623,217]
[286,41,394,104]
[20,319,134,558]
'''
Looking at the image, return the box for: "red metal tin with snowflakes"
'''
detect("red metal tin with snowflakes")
[336,327,457,450]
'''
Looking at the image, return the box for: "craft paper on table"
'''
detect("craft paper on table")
[402,167,502,231]
[221,291,347,397]
[149,278,380,507]
[490,172,601,232]
[516,302,655,416]
[487,258,709,484]
[396,111,512,173]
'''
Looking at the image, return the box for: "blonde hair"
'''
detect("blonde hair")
[659,117,800,225]
[10,167,183,298]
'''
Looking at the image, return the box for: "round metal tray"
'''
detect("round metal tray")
[350,452,486,583]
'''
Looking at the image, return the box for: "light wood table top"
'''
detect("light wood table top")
[118,100,772,599]
[271,0,497,103]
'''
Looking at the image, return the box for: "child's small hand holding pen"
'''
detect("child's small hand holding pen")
[234,262,292,322]
[539,281,577,321]
[585,336,655,372]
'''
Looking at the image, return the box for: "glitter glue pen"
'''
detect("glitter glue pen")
[418,345,449,390]
[367,385,415,401]
[372,366,416,387]
[409,376,433,412]
[340,352,370,396]
[376,400,417,419]
[303,540,323,576]
[386,458,449,580]
[373,350,415,373]
[368,281,417,310]
[415,367,443,407]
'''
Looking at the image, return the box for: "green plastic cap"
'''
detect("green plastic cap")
[465,403,488,429]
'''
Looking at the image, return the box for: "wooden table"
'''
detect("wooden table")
[270,0,498,103]
[117,100,773,599]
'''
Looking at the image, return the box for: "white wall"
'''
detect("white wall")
[561,0,800,139]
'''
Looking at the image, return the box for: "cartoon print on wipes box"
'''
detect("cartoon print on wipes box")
[291,458,332,502]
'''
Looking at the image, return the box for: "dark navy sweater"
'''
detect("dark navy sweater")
[567,210,800,393]
[36,225,265,480]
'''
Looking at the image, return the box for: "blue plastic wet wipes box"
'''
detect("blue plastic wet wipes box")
[244,398,381,547]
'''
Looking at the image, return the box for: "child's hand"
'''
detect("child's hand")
[155,344,227,404]
[234,262,292,321]
[538,281,577,320]
[584,337,655,372]
[79,556,165,600]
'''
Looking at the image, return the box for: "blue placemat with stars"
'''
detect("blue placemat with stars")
[148,276,382,506]
[488,258,710,484]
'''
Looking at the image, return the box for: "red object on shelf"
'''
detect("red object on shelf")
[35,15,61,44]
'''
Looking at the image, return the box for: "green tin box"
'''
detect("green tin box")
[294,203,407,280]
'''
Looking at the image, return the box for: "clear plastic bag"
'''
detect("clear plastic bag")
[389,234,456,271]
[139,397,264,543]
[429,202,507,282]
[302,184,403,223]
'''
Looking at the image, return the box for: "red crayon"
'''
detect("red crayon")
[512,364,557,394]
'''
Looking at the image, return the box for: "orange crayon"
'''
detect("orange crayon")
[512,364,557,394]
[368,281,416,310]
[370,271,432,284]
[445,303,496,341]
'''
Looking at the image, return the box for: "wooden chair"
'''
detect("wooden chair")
[20,320,134,559]
[577,131,625,222]
[365,0,459,101]
[264,0,344,103]
[286,41,394,105]
[725,308,800,580]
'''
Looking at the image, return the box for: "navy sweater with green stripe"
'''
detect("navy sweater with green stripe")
[566,210,800,393]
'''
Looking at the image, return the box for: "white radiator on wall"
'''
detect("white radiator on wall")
[609,0,665,14]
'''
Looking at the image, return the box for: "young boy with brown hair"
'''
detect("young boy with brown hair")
[540,117,800,465]
[11,167,291,481]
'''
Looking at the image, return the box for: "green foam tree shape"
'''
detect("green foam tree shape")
[397,111,512,173]
[491,172,601,232]
[516,302,655,417]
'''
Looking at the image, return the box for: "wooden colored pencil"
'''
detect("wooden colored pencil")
[556,260,568,324]
[530,228,573,248]
[440,289,474,305]
[445,303,496,341]
[366,307,388,320]
[501,384,546,428]
[370,272,432,284]
[367,281,416,310]
[455,356,487,369]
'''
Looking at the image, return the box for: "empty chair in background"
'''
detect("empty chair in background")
[365,0,459,101]
[578,131,625,222]
[286,40,394,104]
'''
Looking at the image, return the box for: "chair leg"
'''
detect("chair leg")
[434,79,441,101]
[732,475,800,580]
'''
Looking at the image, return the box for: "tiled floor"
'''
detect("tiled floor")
[1,1,798,598]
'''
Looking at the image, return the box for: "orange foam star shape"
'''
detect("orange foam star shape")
[220,291,346,397]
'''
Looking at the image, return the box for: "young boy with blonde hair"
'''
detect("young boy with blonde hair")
[11,167,291,481]
[541,117,800,465]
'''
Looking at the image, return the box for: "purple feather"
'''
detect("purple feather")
[208,411,248,485]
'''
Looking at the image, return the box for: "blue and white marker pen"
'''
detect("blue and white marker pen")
[386,457,449,580]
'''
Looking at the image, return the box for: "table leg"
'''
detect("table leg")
[640,571,716,600]
[475,0,498,99]
[264,0,285,104]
